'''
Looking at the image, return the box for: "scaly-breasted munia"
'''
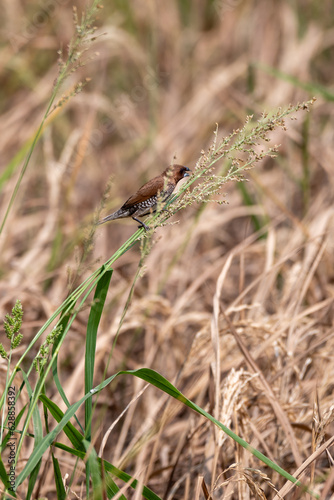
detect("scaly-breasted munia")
[98,164,191,230]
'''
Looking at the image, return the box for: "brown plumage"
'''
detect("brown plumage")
[98,164,191,230]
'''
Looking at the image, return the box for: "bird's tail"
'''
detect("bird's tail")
[97,208,128,225]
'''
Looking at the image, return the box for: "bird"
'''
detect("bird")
[97,164,191,230]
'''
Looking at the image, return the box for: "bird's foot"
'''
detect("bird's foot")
[132,217,150,231]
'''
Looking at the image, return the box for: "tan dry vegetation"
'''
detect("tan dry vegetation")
[1,0,334,499]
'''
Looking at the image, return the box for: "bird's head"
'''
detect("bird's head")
[167,164,191,184]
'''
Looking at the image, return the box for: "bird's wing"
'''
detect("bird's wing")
[122,175,167,208]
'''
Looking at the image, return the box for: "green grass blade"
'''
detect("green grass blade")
[51,453,66,500]
[1,405,26,452]
[82,439,104,499]
[85,267,113,435]
[55,443,158,500]
[0,453,12,493]
[19,367,316,497]
[126,368,317,496]
[14,273,109,464]
[16,371,117,487]
[39,395,85,451]
[0,228,141,418]
[84,267,112,498]
[39,398,129,499]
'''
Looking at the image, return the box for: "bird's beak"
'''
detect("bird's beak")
[184,168,191,177]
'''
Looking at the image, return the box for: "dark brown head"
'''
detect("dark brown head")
[164,164,191,185]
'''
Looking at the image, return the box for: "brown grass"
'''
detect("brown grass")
[1,1,334,499]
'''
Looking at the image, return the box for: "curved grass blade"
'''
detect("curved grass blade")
[55,443,159,500]
[18,368,317,498]
[85,268,112,435]
[85,267,112,498]
[39,398,133,499]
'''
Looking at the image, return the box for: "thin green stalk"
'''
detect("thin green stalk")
[0,227,143,411]
[0,351,14,446]
[15,266,106,465]
[0,0,102,236]
[2,225,145,464]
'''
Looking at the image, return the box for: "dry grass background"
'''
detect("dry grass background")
[1,0,334,499]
